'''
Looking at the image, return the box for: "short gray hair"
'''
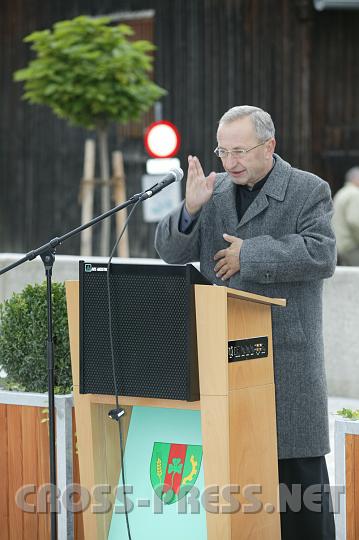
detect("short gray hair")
[218,105,275,142]
[345,166,359,184]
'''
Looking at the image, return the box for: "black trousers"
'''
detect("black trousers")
[278,456,336,540]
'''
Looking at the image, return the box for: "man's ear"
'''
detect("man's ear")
[267,137,276,157]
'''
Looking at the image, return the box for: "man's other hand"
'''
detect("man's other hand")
[214,234,243,280]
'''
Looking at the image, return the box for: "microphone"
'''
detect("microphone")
[143,167,184,198]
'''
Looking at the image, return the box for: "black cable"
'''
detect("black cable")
[106,199,142,540]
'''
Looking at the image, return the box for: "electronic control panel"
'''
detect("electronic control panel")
[228,336,268,363]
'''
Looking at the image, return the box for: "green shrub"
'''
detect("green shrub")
[337,408,359,420]
[0,282,72,394]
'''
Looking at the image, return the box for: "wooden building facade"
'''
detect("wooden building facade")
[1,0,359,257]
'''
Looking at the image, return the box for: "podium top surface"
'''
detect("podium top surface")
[195,284,287,307]
[227,286,286,306]
[66,278,286,307]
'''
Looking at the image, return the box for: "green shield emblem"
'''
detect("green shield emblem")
[150,442,203,504]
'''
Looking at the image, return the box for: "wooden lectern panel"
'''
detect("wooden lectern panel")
[195,284,282,540]
[200,394,231,540]
[229,385,280,538]
[227,297,274,389]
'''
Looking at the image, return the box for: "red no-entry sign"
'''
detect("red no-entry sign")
[144,121,181,158]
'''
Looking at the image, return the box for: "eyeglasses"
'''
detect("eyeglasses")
[214,140,269,159]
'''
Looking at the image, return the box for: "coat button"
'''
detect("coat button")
[265,272,271,280]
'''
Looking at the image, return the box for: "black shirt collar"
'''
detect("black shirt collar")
[238,158,276,192]
[242,174,268,192]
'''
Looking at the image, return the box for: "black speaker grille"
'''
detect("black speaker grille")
[80,264,199,400]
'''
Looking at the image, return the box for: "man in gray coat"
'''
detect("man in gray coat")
[155,106,336,539]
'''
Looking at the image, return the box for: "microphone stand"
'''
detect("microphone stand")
[0,185,158,540]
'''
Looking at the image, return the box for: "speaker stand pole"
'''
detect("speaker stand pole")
[40,250,57,540]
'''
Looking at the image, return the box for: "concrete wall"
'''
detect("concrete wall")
[323,267,359,398]
[1,254,358,398]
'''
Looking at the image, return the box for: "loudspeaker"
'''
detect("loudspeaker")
[79,262,210,401]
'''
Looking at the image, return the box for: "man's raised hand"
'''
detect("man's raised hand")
[184,155,216,216]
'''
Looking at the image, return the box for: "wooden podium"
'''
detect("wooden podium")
[66,279,285,540]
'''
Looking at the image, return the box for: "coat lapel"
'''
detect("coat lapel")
[237,190,269,228]
[213,181,239,233]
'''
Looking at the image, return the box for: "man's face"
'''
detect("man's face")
[216,116,276,186]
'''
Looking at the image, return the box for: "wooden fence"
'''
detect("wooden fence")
[346,434,359,540]
[335,417,359,539]
[0,394,84,540]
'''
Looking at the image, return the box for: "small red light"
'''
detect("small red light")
[144,121,181,158]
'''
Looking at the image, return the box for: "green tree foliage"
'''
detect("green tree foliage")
[0,282,71,394]
[14,16,166,129]
[14,15,167,255]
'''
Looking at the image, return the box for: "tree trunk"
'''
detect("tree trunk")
[97,126,111,256]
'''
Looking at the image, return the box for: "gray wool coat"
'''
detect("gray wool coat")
[155,154,337,460]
